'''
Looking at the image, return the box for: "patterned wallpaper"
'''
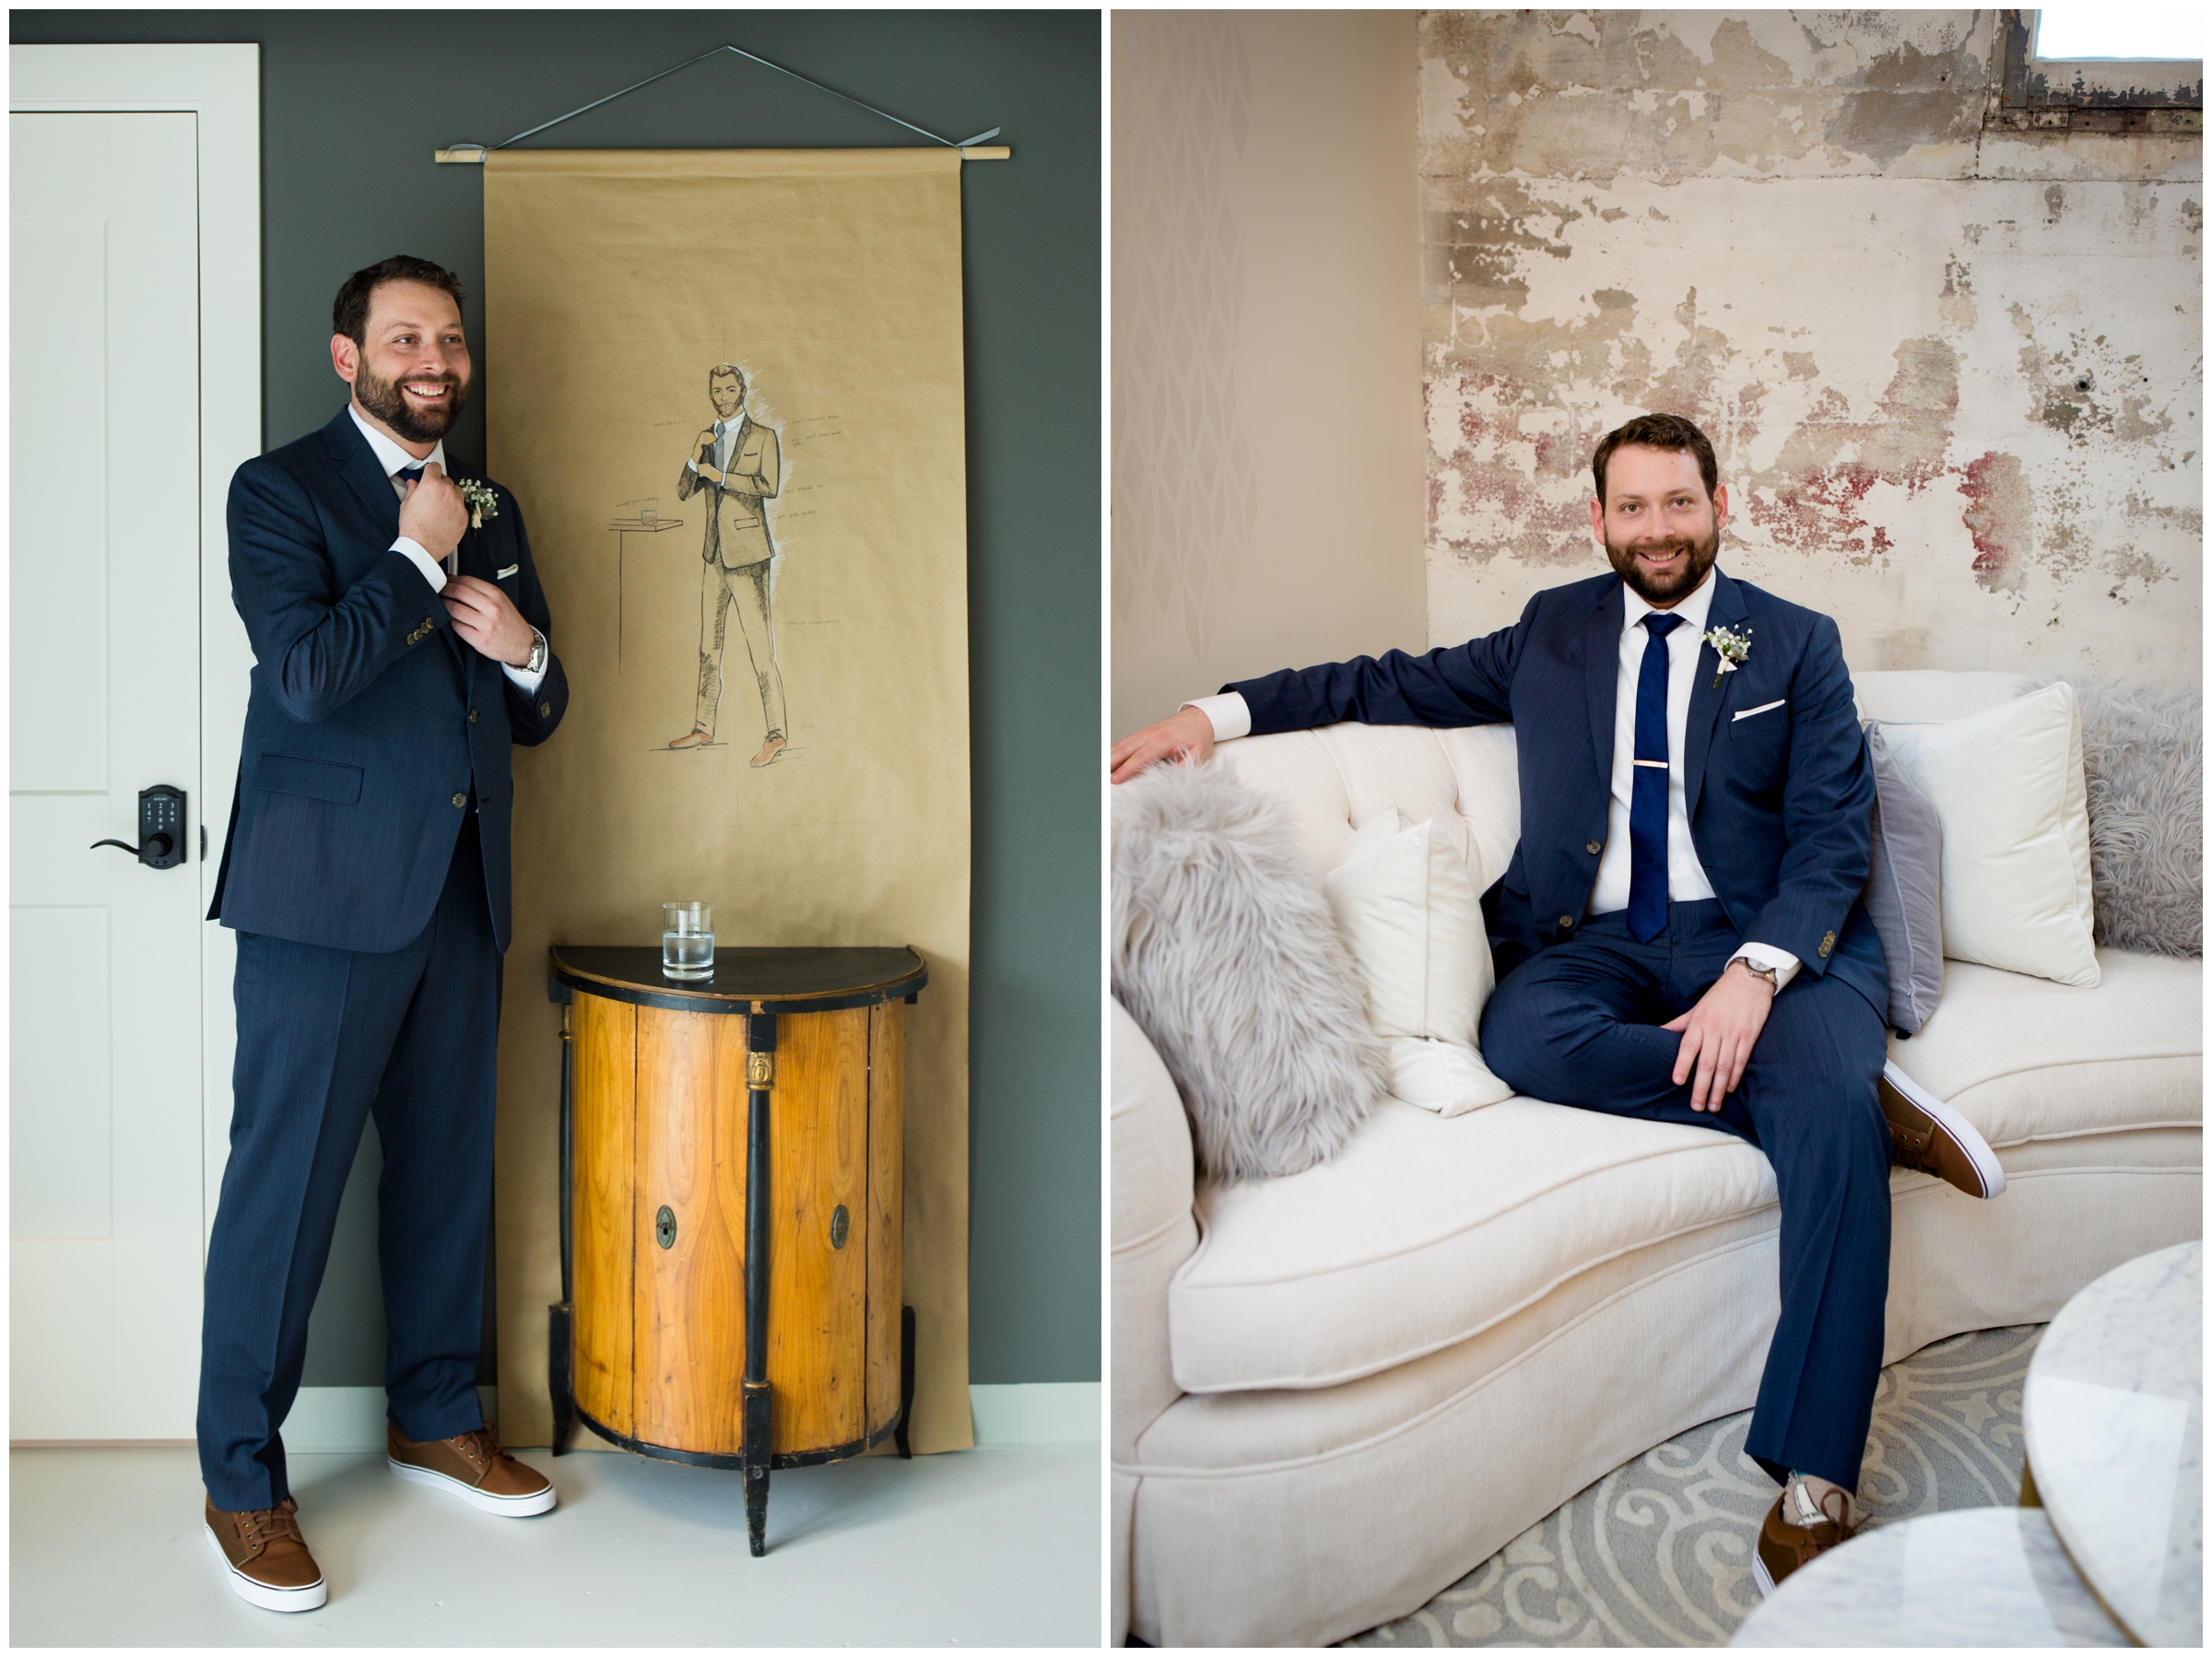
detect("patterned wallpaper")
[1111,11,1258,666]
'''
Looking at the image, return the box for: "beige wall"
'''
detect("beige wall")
[1419,11,2203,685]
[1112,11,1428,736]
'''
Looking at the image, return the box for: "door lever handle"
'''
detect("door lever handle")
[92,833,174,861]
[89,785,187,869]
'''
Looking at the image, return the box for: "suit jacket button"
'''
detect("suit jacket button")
[1818,930,1836,958]
[1559,915,1575,928]
[468,708,478,723]
[539,701,552,718]
[1586,840,1602,855]
[452,793,466,808]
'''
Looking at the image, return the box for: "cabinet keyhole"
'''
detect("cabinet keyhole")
[830,1205,850,1249]
[656,1205,677,1249]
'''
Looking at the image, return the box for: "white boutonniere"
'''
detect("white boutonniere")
[1702,624,1752,688]
[456,477,500,530]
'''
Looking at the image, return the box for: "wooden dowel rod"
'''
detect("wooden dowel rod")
[434,145,1010,163]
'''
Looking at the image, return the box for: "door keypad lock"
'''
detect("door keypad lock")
[90,785,187,870]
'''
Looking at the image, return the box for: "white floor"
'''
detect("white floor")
[10,1440,1100,1645]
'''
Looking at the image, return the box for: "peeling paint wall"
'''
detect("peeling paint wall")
[1421,10,2202,685]
[1112,11,1427,736]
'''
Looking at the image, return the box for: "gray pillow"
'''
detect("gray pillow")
[2030,674,2203,957]
[1111,758,1386,1181]
[1862,721,1945,1034]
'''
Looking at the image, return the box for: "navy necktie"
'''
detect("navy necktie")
[397,464,425,491]
[1628,612,1684,942]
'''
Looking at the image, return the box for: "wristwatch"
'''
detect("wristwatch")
[1730,955,1780,995]
[523,628,547,676]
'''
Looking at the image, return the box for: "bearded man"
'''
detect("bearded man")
[1109,412,2005,1595]
[199,255,567,1611]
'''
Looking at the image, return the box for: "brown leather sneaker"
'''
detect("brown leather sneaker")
[387,1420,556,1516]
[204,1495,326,1612]
[1879,1061,2005,1199]
[1753,1485,1859,1598]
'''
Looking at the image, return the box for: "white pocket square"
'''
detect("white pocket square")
[1733,699,1787,722]
[495,563,520,579]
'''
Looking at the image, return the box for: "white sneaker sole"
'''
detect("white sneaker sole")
[1752,1549,1778,1600]
[388,1455,557,1515]
[204,1523,326,1612]
[1881,1061,2006,1199]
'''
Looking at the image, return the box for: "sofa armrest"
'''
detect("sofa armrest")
[1112,996,1197,1462]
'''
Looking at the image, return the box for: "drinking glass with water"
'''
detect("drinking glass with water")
[662,901,714,979]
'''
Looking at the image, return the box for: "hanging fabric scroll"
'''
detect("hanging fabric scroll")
[484,147,972,1453]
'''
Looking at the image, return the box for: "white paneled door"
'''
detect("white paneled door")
[11,110,207,1438]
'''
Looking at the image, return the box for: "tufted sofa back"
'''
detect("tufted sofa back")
[1214,723,1520,891]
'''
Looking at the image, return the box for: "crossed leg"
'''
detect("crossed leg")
[1478,904,1892,1495]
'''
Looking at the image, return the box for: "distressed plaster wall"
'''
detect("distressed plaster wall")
[1421,10,2202,685]
[1112,11,1426,735]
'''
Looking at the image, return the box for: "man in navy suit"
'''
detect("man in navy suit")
[199,256,566,1613]
[1110,414,2002,1596]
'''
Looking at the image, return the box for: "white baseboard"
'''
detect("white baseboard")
[968,1382,1100,1445]
[283,1381,1100,1451]
[286,1386,500,1452]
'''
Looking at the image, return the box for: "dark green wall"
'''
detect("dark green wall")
[15,10,1101,1386]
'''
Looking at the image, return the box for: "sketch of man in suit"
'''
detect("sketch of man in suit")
[668,364,786,766]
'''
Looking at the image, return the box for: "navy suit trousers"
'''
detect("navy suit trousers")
[1479,900,1891,1490]
[197,820,499,1510]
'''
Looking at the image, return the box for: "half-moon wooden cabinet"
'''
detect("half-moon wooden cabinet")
[546,945,925,1555]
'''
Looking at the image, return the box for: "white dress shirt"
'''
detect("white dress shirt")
[1184,568,1799,989]
[686,417,742,478]
[348,405,546,694]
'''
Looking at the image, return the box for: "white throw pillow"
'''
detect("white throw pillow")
[1323,810,1514,1114]
[1877,682,2100,988]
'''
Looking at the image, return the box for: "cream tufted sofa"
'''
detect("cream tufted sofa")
[1111,669,2203,1647]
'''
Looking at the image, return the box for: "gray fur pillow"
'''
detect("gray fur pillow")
[2033,675,2203,956]
[1111,758,1386,1181]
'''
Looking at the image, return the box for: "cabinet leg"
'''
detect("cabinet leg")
[743,1379,772,1557]
[895,1304,916,1460]
[547,1301,574,1456]
[741,1013,778,1555]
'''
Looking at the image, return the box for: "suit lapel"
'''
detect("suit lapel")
[1584,579,1625,787]
[1684,569,1747,819]
[449,465,488,580]
[324,409,405,539]
[442,470,488,687]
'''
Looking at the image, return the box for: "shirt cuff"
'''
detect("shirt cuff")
[393,537,449,593]
[1181,691,1252,743]
[685,458,700,473]
[1732,943,1802,993]
[501,633,548,694]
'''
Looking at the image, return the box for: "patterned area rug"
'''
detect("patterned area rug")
[1344,1324,2042,1647]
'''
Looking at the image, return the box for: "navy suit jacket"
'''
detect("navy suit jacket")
[207,406,569,955]
[1230,570,1888,1014]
